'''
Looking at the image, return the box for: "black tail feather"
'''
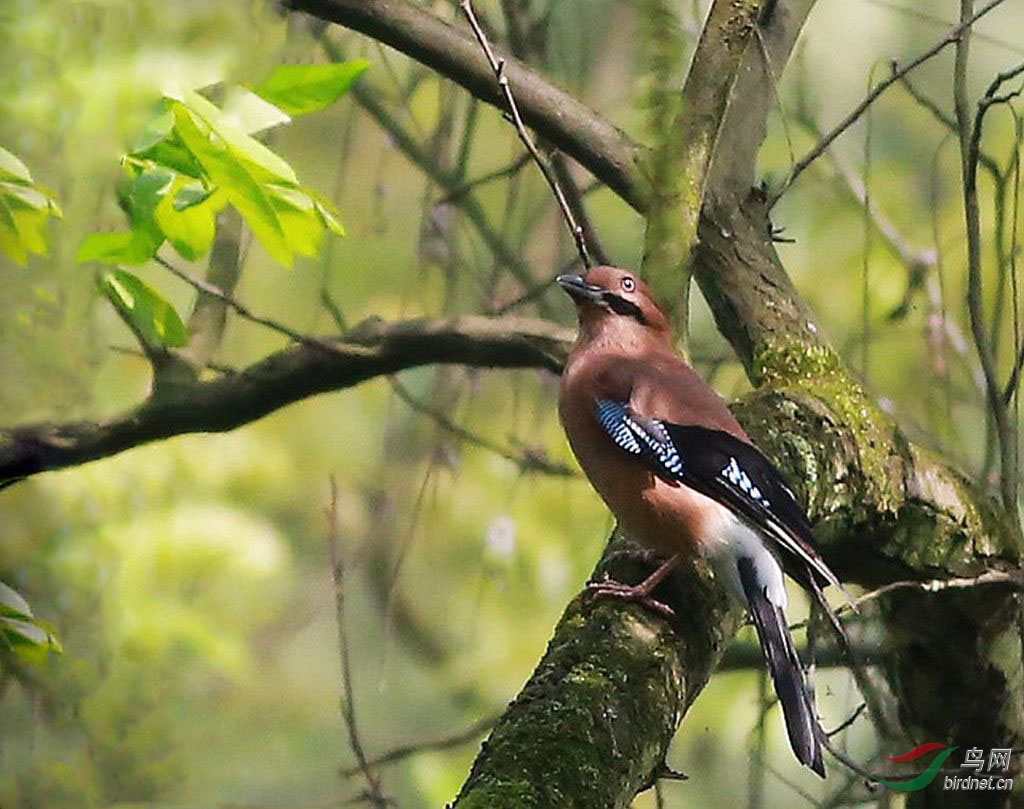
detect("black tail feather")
[738,557,825,777]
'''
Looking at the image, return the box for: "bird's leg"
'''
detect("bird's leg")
[586,554,682,619]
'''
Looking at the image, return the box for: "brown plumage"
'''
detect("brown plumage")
[558,267,747,559]
[557,265,840,777]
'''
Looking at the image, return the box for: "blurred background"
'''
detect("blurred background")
[1,0,1022,806]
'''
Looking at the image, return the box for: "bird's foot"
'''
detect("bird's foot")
[585,576,676,620]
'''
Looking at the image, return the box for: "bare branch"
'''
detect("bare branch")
[0,314,572,485]
[326,478,390,808]
[775,0,1011,203]
[184,209,244,368]
[287,0,649,210]
[157,255,339,351]
[436,153,532,204]
[339,715,496,778]
[388,377,577,476]
[955,1,1022,534]
[836,568,1024,617]
[317,34,553,311]
[459,0,592,268]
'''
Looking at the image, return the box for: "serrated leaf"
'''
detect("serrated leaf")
[98,268,188,348]
[253,61,370,116]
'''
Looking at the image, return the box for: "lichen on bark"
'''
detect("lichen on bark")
[452,534,741,808]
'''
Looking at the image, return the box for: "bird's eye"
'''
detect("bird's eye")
[620,277,636,293]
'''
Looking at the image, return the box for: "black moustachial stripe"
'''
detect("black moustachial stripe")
[601,292,646,323]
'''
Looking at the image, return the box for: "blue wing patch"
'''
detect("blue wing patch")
[596,399,642,454]
[595,399,684,476]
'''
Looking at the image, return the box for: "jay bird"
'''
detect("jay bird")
[557,265,847,777]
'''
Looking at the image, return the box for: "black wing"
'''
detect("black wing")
[594,399,844,595]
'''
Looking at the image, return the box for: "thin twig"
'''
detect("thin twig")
[818,735,883,789]
[654,781,666,809]
[773,0,1011,203]
[865,0,1024,56]
[748,669,768,809]
[340,715,497,778]
[757,754,820,805]
[316,34,554,313]
[459,0,593,268]
[956,4,1022,534]
[156,255,339,353]
[1004,107,1024,406]
[487,277,558,315]
[388,377,577,477]
[551,152,610,266]
[826,703,868,738]
[860,62,884,383]
[437,153,533,204]
[837,568,1024,617]
[326,477,390,808]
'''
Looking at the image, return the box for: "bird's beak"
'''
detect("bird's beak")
[556,274,604,304]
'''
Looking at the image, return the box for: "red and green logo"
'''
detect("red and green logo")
[876,743,958,792]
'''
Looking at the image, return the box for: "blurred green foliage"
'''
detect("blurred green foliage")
[0,1,1022,808]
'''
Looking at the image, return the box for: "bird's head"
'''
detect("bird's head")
[556,266,671,342]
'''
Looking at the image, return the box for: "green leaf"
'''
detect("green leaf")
[0,145,32,184]
[314,198,345,237]
[175,90,297,181]
[173,184,217,211]
[169,98,291,264]
[77,169,172,265]
[0,581,33,620]
[96,89,347,269]
[0,582,62,664]
[131,104,176,154]
[220,85,291,133]
[0,146,61,266]
[253,60,370,117]
[155,180,219,261]
[78,230,160,264]
[1,617,61,664]
[97,268,188,348]
[2,616,48,646]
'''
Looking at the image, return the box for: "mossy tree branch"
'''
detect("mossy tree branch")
[639,0,765,341]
